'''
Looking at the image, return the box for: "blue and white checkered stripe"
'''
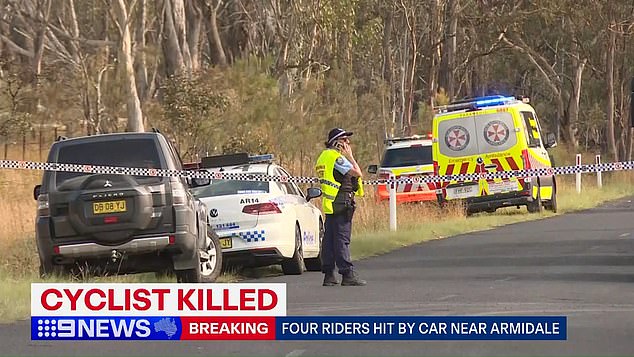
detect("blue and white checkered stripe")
[239,230,266,243]
[2,159,634,185]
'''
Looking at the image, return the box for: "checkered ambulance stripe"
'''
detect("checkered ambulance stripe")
[1,159,633,185]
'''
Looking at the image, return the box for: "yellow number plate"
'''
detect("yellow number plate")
[93,200,127,214]
[219,238,232,249]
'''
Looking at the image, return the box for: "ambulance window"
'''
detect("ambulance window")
[474,112,518,154]
[437,116,480,157]
[521,111,541,148]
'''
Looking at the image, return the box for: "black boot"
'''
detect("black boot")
[341,271,367,286]
[323,272,339,286]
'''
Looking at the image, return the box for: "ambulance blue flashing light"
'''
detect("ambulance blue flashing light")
[474,95,517,108]
[434,95,529,113]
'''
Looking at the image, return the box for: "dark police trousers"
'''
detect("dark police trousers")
[322,212,354,275]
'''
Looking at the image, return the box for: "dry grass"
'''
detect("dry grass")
[2,145,634,322]
[349,170,634,260]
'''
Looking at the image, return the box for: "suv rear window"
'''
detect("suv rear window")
[191,176,270,198]
[381,145,433,167]
[54,138,163,186]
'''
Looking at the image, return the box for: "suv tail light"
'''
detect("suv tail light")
[37,193,49,216]
[242,202,282,215]
[170,178,187,205]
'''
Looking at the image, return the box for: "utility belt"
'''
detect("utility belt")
[332,191,356,220]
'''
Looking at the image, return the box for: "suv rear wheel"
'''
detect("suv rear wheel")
[39,259,68,279]
[176,230,222,283]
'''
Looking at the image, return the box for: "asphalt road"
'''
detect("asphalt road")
[4,197,634,356]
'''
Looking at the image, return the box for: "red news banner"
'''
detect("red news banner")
[31,283,285,340]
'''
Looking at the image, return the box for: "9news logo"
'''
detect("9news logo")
[31,317,181,340]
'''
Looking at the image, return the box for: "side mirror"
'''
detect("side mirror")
[544,133,557,149]
[306,187,322,201]
[367,165,378,174]
[33,185,41,200]
[190,177,211,188]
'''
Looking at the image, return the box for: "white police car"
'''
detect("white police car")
[190,153,324,275]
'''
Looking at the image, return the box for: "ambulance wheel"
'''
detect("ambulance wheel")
[527,187,543,213]
[547,185,558,213]
[282,223,305,275]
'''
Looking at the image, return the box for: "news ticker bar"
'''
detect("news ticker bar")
[30,316,567,341]
[1,158,631,185]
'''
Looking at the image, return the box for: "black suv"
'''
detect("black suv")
[33,132,222,283]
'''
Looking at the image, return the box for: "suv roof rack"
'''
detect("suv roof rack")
[433,95,529,114]
[200,153,275,168]
[55,136,67,141]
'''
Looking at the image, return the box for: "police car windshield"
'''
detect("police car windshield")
[380,146,433,168]
[191,177,270,198]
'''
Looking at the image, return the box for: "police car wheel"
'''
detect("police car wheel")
[199,230,223,282]
[282,223,305,275]
[305,219,324,271]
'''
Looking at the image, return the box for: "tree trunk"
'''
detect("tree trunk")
[428,0,444,103]
[381,9,393,84]
[32,0,52,82]
[114,0,144,132]
[201,0,227,67]
[134,0,148,101]
[172,0,192,71]
[566,56,586,150]
[67,0,81,63]
[606,24,617,161]
[162,0,186,76]
[186,1,203,71]
[439,0,457,99]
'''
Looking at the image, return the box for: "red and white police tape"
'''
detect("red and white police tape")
[1,159,632,185]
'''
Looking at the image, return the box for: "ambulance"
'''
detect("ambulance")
[368,134,437,203]
[431,95,558,214]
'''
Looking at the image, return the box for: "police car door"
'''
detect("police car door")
[277,168,318,251]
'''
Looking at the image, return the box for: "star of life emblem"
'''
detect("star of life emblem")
[444,125,470,151]
[483,120,509,146]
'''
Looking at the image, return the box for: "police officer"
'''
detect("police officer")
[315,128,367,286]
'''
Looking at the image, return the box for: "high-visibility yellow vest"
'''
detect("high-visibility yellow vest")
[315,149,364,214]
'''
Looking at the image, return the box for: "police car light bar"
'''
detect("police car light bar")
[200,153,275,168]
[248,154,275,164]
[434,95,527,113]
[385,133,433,144]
